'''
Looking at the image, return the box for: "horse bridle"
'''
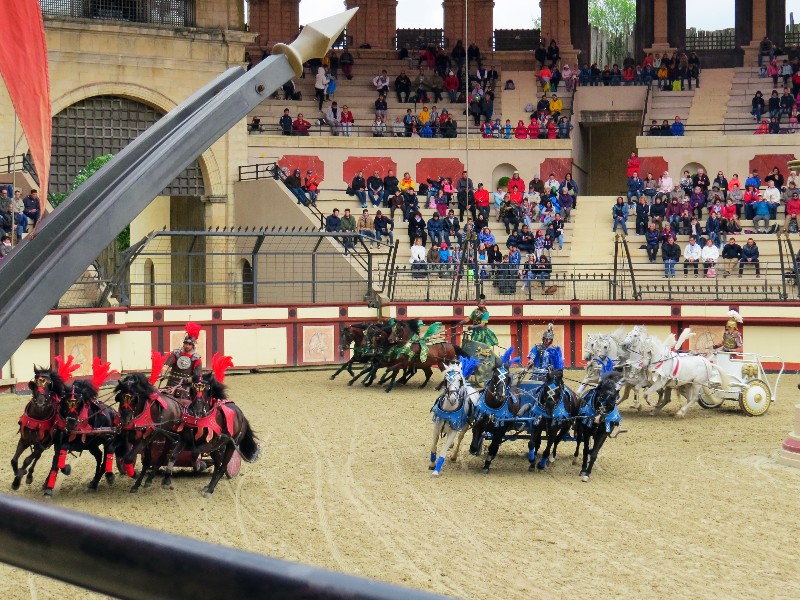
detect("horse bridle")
[30,375,53,409]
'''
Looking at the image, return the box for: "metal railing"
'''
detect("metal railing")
[492,29,541,52]
[0,153,39,182]
[40,0,196,27]
[0,493,448,600]
[247,120,574,140]
[685,30,736,51]
[394,29,446,51]
[640,121,800,135]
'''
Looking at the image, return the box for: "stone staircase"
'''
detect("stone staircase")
[725,56,793,134]
[643,88,695,131]
[685,69,734,134]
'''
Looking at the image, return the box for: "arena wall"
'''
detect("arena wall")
[1,301,797,390]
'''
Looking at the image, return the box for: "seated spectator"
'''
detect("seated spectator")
[339,49,354,79]
[534,41,548,68]
[292,113,311,136]
[478,226,495,246]
[372,115,387,137]
[408,212,427,246]
[650,196,666,230]
[768,117,780,134]
[374,211,394,245]
[284,168,308,205]
[409,238,426,275]
[551,213,565,249]
[784,191,800,231]
[395,70,412,103]
[533,255,552,290]
[706,212,722,247]
[751,91,765,121]
[373,70,390,95]
[662,236,680,277]
[739,237,760,276]
[627,171,644,204]
[645,223,660,262]
[340,105,354,136]
[538,65,553,90]
[247,116,261,133]
[515,120,528,139]
[392,116,405,137]
[443,210,462,246]
[720,237,742,277]
[23,189,41,228]
[754,118,769,134]
[399,172,415,193]
[303,170,320,205]
[444,70,460,102]
[701,238,719,276]
[751,196,771,233]
[611,196,628,234]
[325,208,341,232]
[657,171,674,201]
[367,171,384,207]
[557,116,573,139]
[350,171,367,209]
[634,196,650,234]
[0,233,10,258]
[357,209,375,247]
[683,235,702,277]
[721,198,740,232]
[671,116,685,136]
[374,95,388,118]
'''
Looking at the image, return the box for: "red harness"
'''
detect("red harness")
[123,393,170,439]
[18,400,59,442]
[66,404,94,442]
[654,357,680,377]
[179,398,235,443]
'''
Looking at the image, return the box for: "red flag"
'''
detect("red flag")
[0,1,51,198]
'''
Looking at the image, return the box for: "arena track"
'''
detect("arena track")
[0,370,798,599]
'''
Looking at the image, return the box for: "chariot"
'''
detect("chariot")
[698,352,783,417]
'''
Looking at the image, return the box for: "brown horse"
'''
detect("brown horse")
[384,320,466,393]
[114,373,185,492]
[166,371,260,497]
[11,366,66,490]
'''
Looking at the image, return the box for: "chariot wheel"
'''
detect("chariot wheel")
[738,379,771,417]
[698,388,725,409]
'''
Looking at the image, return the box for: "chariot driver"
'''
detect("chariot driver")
[460,294,498,346]
[161,322,203,396]
[528,323,564,372]
[716,310,743,353]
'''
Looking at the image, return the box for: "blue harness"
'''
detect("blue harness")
[592,356,615,375]
[431,391,472,431]
[579,389,622,433]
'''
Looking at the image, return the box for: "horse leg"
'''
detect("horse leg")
[429,421,443,469]
[384,367,402,393]
[482,424,506,474]
[676,384,701,418]
[10,437,28,490]
[362,363,379,386]
[418,366,433,388]
[580,427,594,477]
[24,445,46,486]
[572,424,583,465]
[537,425,557,470]
[433,429,460,477]
[348,364,372,385]
[85,444,104,490]
[469,418,486,456]
[583,431,610,482]
[528,424,543,471]
[43,440,65,498]
[551,423,571,463]
[204,443,235,497]
[450,429,467,462]
[646,378,670,414]
[130,441,152,493]
[330,359,353,380]
[162,436,185,490]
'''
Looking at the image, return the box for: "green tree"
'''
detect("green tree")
[589,0,636,65]
[48,154,130,250]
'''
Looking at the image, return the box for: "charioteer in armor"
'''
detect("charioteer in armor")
[716,310,743,352]
[460,294,498,346]
[528,323,564,373]
[161,322,203,397]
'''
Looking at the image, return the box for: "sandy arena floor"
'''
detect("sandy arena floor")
[0,369,799,599]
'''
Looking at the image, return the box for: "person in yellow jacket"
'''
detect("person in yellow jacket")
[549,94,563,121]
[418,106,431,125]
[399,172,416,192]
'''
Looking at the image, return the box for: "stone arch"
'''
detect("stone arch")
[39,83,223,197]
[491,162,518,189]
[680,161,707,178]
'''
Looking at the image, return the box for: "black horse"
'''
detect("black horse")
[115,373,185,492]
[528,368,580,472]
[165,371,260,496]
[468,349,530,474]
[573,371,623,481]
[44,379,121,497]
[10,366,66,490]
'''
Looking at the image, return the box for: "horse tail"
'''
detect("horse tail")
[238,418,261,463]
[453,344,469,358]
[709,361,730,394]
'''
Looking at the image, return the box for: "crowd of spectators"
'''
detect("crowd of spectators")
[0,187,40,246]
[614,154,799,277]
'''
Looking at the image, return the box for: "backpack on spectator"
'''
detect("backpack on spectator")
[671,80,681,92]
[505,79,515,90]
[524,102,534,113]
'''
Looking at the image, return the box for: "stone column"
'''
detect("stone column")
[644,0,676,54]
[247,0,299,52]
[635,0,654,61]
[443,0,495,52]
[766,0,785,50]
[345,0,397,49]
[666,0,686,52]
[742,0,768,65]
[539,0,579,66]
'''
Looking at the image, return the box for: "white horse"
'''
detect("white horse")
[578,333,622,394]
[429,361,481,477]
[622,326,729,418]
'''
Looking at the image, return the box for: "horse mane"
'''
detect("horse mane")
[597,370,623,396]
[203,373,228,401]
[405,319,421,335]
[72,379,98,402]
[121,372,158,398]
[36,365,67,397]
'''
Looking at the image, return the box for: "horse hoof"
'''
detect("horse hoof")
[105,473,115,486]
[11,480,20,491]
[328,375,336,380]
[347,381,355,386]
[142,479,152,488]
[674,412,686,419]
[428,463,435,470]
[162,481,173,490]
[635,405,643,412]
[528,464,536,472]
[431,471,440,478]
[87,482,98,491]
[581,475,590,482]
[482,468,490,475]
[61,465,71,476]
[449,456,458,462]
[129,486,139,494]
[572,456,579,465]
[25,474,33,485]
[42,490,53,499]
[201,487,212,498]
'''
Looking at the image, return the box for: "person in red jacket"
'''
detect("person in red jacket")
[474,183,490,219]
[527,118,539,139]
[626,152,640,178]
[514,120,528,138]
[507,171,525,194]
[546,118,557,139]
[784,191,800,231]
[292,113,311,135]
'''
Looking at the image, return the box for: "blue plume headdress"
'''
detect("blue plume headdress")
[460,356,480,379]
[500,346,519,368]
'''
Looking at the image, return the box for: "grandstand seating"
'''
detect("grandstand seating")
[725,57,793,134]
[643,88,695,129]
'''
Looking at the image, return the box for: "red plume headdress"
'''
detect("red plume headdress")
[184,321,202,345]
[90,357,119,391]
[211,353,234,383]
[149,351,171,385]
[54,355,80,382]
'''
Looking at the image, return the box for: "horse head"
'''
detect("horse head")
[29,365,63,412]
[189,372,228,416]
[59,380,96,432]
[340,323,367,349]
[593,371,623,415]
[620,325,645,352]
[583,334,598,361]
[114,373,152,426]
[537,368,565,416]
